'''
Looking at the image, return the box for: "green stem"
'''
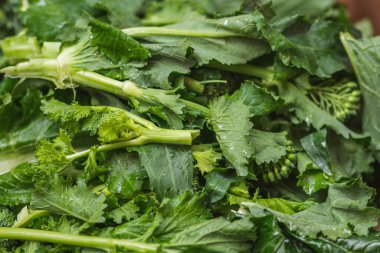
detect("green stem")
[67,127,199,161]
[1,64,210,117]
[199,80,227,84]
[92,106,157,130]
[182,77,205,94]
[67,137,147,161]
[207,62,274,80]
[0,228,158,252]
[72,71,141,98]
[123,27,238,38]
[13,210,50,228]
[180,98,210,115]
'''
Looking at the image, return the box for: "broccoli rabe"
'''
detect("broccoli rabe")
[307,80,361,121]
[0,38,210,128]
[36,99,199,167]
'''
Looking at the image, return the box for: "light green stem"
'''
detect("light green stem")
[67,127,199,161]
[207,62,274,80]
[1,63,210,116]
[181,77,205,94]
[0,228,158,252]
[123,27,239,38]
[13,210,50,228]
[72,71,141,98]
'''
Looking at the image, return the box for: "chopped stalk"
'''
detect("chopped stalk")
[1,62,210,116]
[0,228,158,252]
[38,101,200,165]
[66,127,199,162]
[123,27,239,37]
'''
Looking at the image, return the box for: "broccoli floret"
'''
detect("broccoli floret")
[258,140,297,183]
[308,80,361,121]
[0,206,16,251]
[0,207,14,228]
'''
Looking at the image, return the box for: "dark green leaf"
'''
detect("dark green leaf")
[142,192,211,241]
[251,213,314,253]
[244,179,379,240]
[106,151,146,198]
[0,163,35,205]
[123,56,193,90]
[327,132,374,179]
[249,129,288,164]
[167,217,256,253]
[31,178,107,223]
[209,96,254,176]
[278,81,358,138]
[300,130,332,175]
[291,232,380,253]
[205,170,240,203]
[87,0,145,28]
[108,199,139,224]
[131,144,193,199]
[341,34,380,150]
[297,168,333,195]
[21,0,89,41]
[229,80,284,116]
[253,11,345,77]
[143,13,270,66]
[89,18,150,64]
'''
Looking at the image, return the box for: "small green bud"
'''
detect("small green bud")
[351,90,361,96]
[268,172,275,182]
[285,140,293,146]
[284,159,294,167]
[274,167,282,180]
[280,165,289,178]
[344,102,354,109]
[348,96,360,102]
[286,146,295,153]
[346,82,357,88]
[287,153,296,161]
[335,111,344,119]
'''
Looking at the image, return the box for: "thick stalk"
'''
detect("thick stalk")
[139,128,199,145]
[123,27,239,38]
[182,77,205,94]
[72,71,141,98]
[0,228,158,252]
[67,127,199,161]
[1,64,210,116]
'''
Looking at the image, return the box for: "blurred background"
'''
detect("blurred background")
[338,0,380,34]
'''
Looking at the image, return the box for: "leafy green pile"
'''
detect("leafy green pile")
[0,0,380,252]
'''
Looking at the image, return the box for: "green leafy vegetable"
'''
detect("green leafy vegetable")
[243,179,380,240]
[341,34,380,150]
[209,96,253,176]
[31,177,107,223]
[132,144,193,199]
[0,1,379,252]
[192,144,222,174]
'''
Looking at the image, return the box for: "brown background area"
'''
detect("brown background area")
[338,0,380,34]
